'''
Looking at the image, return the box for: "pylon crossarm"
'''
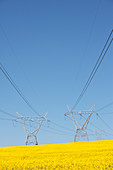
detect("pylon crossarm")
[13,112,49,145]
[64,105,97,142]
[65,111,95,116]
[70,111,92,115]
[21,117,44,121]
[71,104,96,115]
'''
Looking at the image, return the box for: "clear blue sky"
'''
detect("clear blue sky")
[0,0,113,146]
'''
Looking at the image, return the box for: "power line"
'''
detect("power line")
[0,109,17,118]
[0,108,112,140]
[0,117,12,121]
[96,101,113,112]
[0,23,41,108]
[72,30,113,110]
[0,108,75,136]
[49,121,75,132]
[40,127,73,136]
[0,117,73,136]
[99,112,113,114]
[32,119,75,135]
[81,114,113,136]
[98,114,113,132]
[0,63,76,134]
[30,117,75,135]
[46,126,74,136]
[74,0,101,82]
[0,63,40,116]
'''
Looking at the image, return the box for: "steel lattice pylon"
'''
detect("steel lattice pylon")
[94,129,103,140]
[64,105,98,142]
[13,112,50,145]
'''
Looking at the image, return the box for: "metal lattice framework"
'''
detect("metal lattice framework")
[94,129,103,140]
[64,105,98,142]
[13,112,50,145]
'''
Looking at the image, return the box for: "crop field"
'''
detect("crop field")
[0,140,113,169]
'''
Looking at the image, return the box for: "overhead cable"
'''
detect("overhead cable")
[96,101,113,112]
[0,108,17,118]
[98,114,113,132]
[72,30,113,110]
[74,0,101,82]
[0,117,12,121]
[50,121,75,132]
[0,108,75,135]
[0,63,40,116]
[81,114,113,136]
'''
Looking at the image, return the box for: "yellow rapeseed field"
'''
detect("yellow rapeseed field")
[0,140,113,169]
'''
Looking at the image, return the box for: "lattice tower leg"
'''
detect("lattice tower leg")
[35,136,38,145]
[85,130,88,141]
[26,135,29,145]
[74,129,78,142]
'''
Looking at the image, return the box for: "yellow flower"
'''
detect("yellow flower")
[0,140,113,169]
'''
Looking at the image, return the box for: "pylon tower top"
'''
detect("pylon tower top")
[64,105,98,141]
[13,112,50,145]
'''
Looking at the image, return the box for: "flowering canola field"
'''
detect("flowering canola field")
[0,140,113,169]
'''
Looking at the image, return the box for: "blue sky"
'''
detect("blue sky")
[0,0,113,146]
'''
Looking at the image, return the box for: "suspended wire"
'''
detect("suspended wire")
[80,114,101,130]
[1,108,112,139]
[0,24,88,134]
[49,121,75,132]
[66,114,83,128]
[31,118,75,134]
[0,108,39,128]
[33,119,74,135]
[0,107,74,135]
[0,117,12,121]
[72,30,113,110]
[66,112,113,137]
[75,0,102,81]
[98,114,113,132]
[94,102,113,135]
[0,109,17,118]
[40,127,73,136]
[81,114,113,136]
[0,63,76,134]
[64,113,113,139]
[0,24,16,56]
[84,0,101,52]
[0,108,75,136]
[1,37,112,138]
[0,63,40,116]
[45,123,74,134]
[0,117,74,137]
[96,101,113,112]
[44,126,74,135]
[99,112,113,114]
[0,23,41,111]
[0,109,27,126]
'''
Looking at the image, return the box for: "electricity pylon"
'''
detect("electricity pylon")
[13,112,50,145]
[64,105,98,142]
[94,129,103,140]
